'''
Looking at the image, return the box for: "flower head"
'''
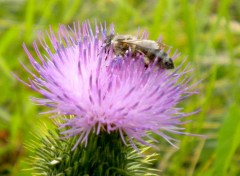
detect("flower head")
[20,21,197,149]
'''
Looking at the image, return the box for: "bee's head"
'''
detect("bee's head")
[104,34,115,47]
[163,58,174,69]
[156,51,174,69]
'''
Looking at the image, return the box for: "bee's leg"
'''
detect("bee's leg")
[143,56,150,68]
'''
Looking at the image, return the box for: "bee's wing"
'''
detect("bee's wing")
[121,39,159,50]
[113,34,137,41]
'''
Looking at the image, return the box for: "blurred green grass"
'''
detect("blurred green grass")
[0,0,239,175]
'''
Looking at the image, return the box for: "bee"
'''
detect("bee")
[103,34,174,69]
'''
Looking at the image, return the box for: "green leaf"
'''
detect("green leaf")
[213,104,240,175]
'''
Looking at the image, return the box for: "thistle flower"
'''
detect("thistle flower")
[20,21,197,150]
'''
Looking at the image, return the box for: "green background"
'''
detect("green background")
[0,0,240,175]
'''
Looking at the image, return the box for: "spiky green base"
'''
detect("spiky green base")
[29,129,159,176]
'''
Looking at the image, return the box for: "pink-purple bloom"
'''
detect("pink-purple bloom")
[19,21,197,149]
